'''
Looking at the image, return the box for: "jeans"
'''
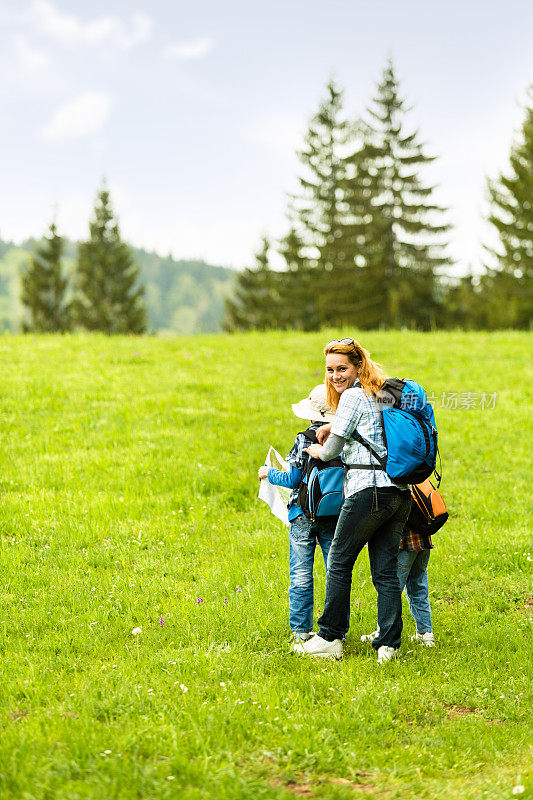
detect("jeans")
[289,514,338,633]
[318,487,412,650]
[397,549,432,634]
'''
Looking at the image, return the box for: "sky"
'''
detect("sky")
[1,0,532,275]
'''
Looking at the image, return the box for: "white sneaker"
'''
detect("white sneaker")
[294,634,343,660]
[292,632,313,651]
[411,631,435,647]
[360,629,380,643]
[377,645,398,664]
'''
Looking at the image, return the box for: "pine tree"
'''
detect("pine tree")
[277,226,320,330]
[345,61,451,329]
[324,138,385,327]
[20,221,71,332]
[282,80,352,327]
[442,272,486,329]
[224,237,280,330]
[73,187,146,334]
[483,91,533,329]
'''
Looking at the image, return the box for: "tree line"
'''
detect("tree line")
[225,61,533,331]
[21,186,146,334]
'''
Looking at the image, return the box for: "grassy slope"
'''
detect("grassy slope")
[0,331,531,800]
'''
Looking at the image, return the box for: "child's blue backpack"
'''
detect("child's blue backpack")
[297,428,344,521]
[351,378,440,485]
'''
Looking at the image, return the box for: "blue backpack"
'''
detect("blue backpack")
[351,378,440,485]
[297,428,345,521]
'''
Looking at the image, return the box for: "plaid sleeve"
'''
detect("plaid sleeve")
[400,528,433,551]
[286,433,308,471]
[331,388,363,440]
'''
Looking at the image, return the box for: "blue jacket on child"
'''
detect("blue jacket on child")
[267,422,323,522]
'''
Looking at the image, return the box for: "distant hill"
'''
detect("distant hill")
[0,237,236,334]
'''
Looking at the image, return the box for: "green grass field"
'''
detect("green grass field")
[0,331,531,800]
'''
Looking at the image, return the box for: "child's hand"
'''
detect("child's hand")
[304,444,322,459]
[257,466,269,480]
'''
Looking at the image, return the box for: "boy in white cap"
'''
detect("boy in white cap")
[258,385,346,649]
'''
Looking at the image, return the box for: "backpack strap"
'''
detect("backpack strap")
[434,445,443,487]
[299,426,318,443]
[346,431,386,471]
[345,464,385,470]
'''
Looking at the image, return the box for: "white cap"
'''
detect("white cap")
[291,384,336,423]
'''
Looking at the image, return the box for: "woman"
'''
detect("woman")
[296,338,411,664]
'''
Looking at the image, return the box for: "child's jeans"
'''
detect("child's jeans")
[397,549,432,634]
[289,514,338,633]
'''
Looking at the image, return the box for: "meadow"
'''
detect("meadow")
[0,330,531,800]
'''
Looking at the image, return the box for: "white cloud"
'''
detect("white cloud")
[29,1,153,50]
[162,36,213,60]
[41,91,113,142]
[13,34,50,70]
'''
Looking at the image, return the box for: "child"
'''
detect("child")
[258,384,343,649]
[361,526,435,647]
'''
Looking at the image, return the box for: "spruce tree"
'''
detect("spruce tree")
[324,139,386,327]
[20,221,71,332]
[442,272,485,329]
[277,226,320,330]
[483,91,533,328]
[73,187,146,334]
[224,237,280,330]
[282,80,352,327]
[346,61,451,329]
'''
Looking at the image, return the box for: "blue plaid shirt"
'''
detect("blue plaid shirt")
[267,423,321,521]
[331,380,408,498]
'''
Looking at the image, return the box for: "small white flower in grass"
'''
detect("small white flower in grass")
[512,786,525,795]
[179,684,188,693]
[104,750,112,755]
[167,776,175,781]
[220,682,226,687]
[132,627,142,635]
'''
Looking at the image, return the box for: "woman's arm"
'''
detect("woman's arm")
[306,433,347,462]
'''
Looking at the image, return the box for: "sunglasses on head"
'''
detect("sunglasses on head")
[325,338,355,349]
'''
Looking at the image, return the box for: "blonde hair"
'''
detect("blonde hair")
[324,339,388,410]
